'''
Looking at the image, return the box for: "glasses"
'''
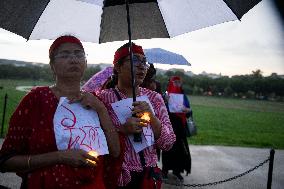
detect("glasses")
[125,55,150,69]
[54,50,86,60]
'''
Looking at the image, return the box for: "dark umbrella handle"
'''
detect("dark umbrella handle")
[134,133,142,142]
[132,114,142,142]
[125,0,141,143]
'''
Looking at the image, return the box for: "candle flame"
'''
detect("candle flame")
[88,151,98,158]
[140,112,150,122]
[86,151,98,165]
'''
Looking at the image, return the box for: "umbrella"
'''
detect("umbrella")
[82,66,113,93]
[0,0,262,97]
[0,0,262,43]
[0,0,262,142]
[144,48,191,66]
[0,0,262,96]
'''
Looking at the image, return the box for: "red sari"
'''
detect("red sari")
[0,86,106,189]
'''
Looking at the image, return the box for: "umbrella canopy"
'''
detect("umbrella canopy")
[82,66,113,93]
[0,0,261,43]
[0,0,261,143]
[144,48,190,66]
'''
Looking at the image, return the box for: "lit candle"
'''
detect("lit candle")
[87,150,98,165]
[88,150,98,158]
[140,112,150,122]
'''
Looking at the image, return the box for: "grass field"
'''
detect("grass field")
[189,96,284,149]
[0,79,52,135]
[0,79,284,149]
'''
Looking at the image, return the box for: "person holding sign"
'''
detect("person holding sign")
[97,43,176,188]
[162,76,192,181]
[0,36,120,189]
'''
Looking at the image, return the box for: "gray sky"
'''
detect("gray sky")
[0,0,283,76]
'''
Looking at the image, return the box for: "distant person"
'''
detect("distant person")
[162,76,192,181]
[0,36,120,189]
[141,63,162,95]
[98,42,176,188]
[141,63,163,161]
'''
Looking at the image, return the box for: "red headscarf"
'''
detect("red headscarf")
[113,43,144,64]
[167,76,182,94]
[49,35,84,59]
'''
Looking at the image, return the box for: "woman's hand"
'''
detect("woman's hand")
[120,117,147,135]
[57,149,98,168]
[182,107,191,113]
[132,101,155,119]
[68,92,106,112]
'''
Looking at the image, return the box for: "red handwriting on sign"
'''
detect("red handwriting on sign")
[59,104,102,151]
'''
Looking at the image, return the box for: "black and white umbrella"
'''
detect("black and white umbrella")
[144,48,190,66]
[0,0,261,43]
[0,0,262,142]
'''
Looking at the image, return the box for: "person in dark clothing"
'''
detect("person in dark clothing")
[162,76,192,181]
[141,64,163,161]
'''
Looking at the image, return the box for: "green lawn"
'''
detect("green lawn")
[0,79,284,149]
[188,96,284,149]
[0,79,52,134]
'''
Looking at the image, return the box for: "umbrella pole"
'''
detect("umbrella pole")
[125,0,142,142]
[125,0,136,102]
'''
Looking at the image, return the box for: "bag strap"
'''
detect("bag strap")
[113,88,122,101]
[112,88,146,167]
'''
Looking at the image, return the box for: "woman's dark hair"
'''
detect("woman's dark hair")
[141,63,156,88]
[102,73,117,89]
[155,80,162,94]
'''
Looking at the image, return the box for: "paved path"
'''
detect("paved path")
[15,86,33,92]
[1,139,283,189]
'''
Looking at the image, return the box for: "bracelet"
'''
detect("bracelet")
[27,155,31,169]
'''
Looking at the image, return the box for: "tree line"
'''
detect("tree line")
[0,64,101,82]
[1,64,284,101]
[157,69,284,101]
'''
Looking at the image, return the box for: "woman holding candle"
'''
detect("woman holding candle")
[0,36,120,189]
[97,42,176,188]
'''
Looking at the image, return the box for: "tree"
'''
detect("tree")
[252,69,263,78]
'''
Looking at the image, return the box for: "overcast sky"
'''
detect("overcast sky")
[0,0,283,76]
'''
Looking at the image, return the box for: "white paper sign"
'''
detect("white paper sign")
[111,96,155,152]
[168,93,184,113]
[53,97,109,155]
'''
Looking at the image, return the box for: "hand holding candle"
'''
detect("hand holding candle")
[132,101,154,119]
[131,101,154,142]
[140,112,150,122]
[87,150,98,165]
[139,112,151,127]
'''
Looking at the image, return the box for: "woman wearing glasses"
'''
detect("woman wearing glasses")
[0,36,120,189]
[97,43,176,188]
